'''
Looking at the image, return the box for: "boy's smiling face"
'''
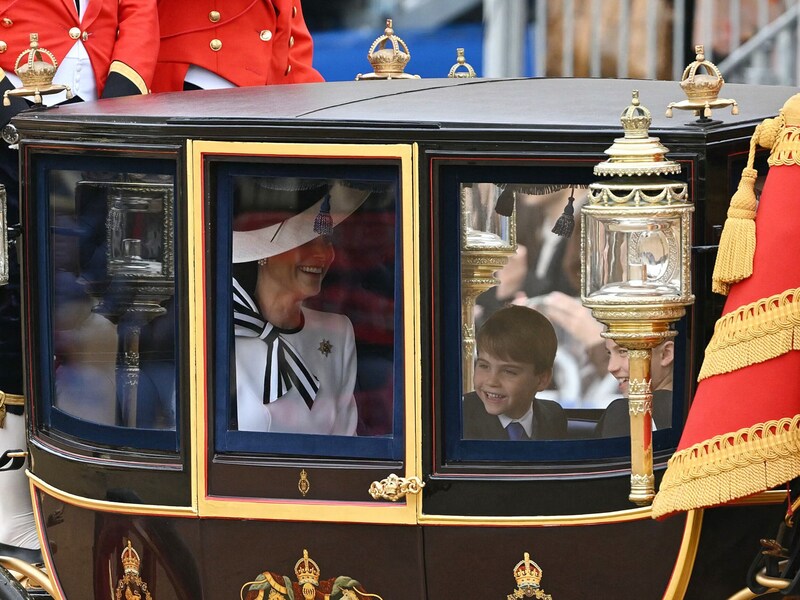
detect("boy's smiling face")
[473,350,552,420]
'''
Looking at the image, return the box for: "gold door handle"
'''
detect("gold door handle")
[368,474,425,502]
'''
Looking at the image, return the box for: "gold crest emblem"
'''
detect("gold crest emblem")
[115,541,153,600]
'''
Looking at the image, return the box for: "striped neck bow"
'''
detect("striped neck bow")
[233,278,319,409]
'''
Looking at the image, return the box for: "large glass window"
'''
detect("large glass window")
[213,160,404,460]
[438,164,686,467]
[36,156,178,451]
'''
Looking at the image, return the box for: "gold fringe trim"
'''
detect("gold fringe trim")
[769,123,800,167]
[652,415,800,518]
[699,287,800,380]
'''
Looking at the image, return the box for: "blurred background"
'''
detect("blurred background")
[305,0,799,85]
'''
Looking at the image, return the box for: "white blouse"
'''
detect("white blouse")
[235,307,358,436]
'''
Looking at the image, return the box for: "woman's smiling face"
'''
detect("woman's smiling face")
[263,235,335,300]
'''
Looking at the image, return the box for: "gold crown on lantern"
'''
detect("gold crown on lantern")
[620,90,652,139]
[594,90,681,178]
[356,19,420,80]
[121,541,141,575]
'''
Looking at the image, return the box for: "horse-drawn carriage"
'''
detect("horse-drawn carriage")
[0,58,797,599]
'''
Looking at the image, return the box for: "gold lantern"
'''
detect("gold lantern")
[581,91,694,505]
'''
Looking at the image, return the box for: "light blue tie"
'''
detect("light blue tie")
[506,421,528,441]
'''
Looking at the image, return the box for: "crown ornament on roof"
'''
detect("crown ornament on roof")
[356,19,420,80]
[666,45,738,123]
[506,552,552,600]
[448,48,476,78]
[3,33,73,106]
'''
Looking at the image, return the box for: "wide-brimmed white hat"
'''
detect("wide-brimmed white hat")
[232,181,371,263]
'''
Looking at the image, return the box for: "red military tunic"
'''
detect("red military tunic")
[0,0,158,97]
[152,0,324,91]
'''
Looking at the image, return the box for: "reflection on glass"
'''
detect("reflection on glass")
[50,172,176,430]
[231,177,395,437]
[461,183,673,441]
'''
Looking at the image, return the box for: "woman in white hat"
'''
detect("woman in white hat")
[232,180,369,436]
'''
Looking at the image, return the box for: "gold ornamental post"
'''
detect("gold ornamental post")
[581,91,694,505]
[460,184,516,391]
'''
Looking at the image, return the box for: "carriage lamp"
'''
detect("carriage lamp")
[356,19,420,80]
[81,182,174,428]
[460,183,517,391]
[581,91,694,506]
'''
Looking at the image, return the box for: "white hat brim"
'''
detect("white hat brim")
[232,181,371,263]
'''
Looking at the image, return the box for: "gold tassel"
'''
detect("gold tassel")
[712,115,784,295]
[711,126,761,295]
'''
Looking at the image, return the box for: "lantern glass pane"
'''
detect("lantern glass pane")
[461,183,514,250]
[587,214,682,298]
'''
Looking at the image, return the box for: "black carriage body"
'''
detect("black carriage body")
[12,78,792,600]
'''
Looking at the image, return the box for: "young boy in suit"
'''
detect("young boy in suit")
[463,305,567,440]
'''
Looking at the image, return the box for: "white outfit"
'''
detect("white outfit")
[0,413,38,548]
[236,307,358,436]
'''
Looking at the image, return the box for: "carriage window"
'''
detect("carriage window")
[213,161,403,460]
[44,164,177,448]
[442,172,684,464]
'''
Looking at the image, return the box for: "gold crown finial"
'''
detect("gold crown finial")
[121,541,141,575]
[666,43,738,121]
[448,47,476,78]
[592,91,682,179]
[620,89,652,139]
[3,33,73,106]
[355,18,420,80]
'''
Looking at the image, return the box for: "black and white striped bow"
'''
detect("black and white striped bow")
[233,279,319,409]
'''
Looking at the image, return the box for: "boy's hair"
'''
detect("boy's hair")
[476,305,557,374]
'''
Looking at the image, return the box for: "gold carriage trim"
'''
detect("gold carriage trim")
[652,415,800,518]
[698,287,800,380]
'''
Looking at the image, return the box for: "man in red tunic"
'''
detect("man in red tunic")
[152,0,324,91]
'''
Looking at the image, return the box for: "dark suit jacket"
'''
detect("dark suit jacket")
[594,388,673,438]
[462,392,568,440]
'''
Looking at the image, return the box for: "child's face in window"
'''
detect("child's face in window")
[473,350,550,420]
